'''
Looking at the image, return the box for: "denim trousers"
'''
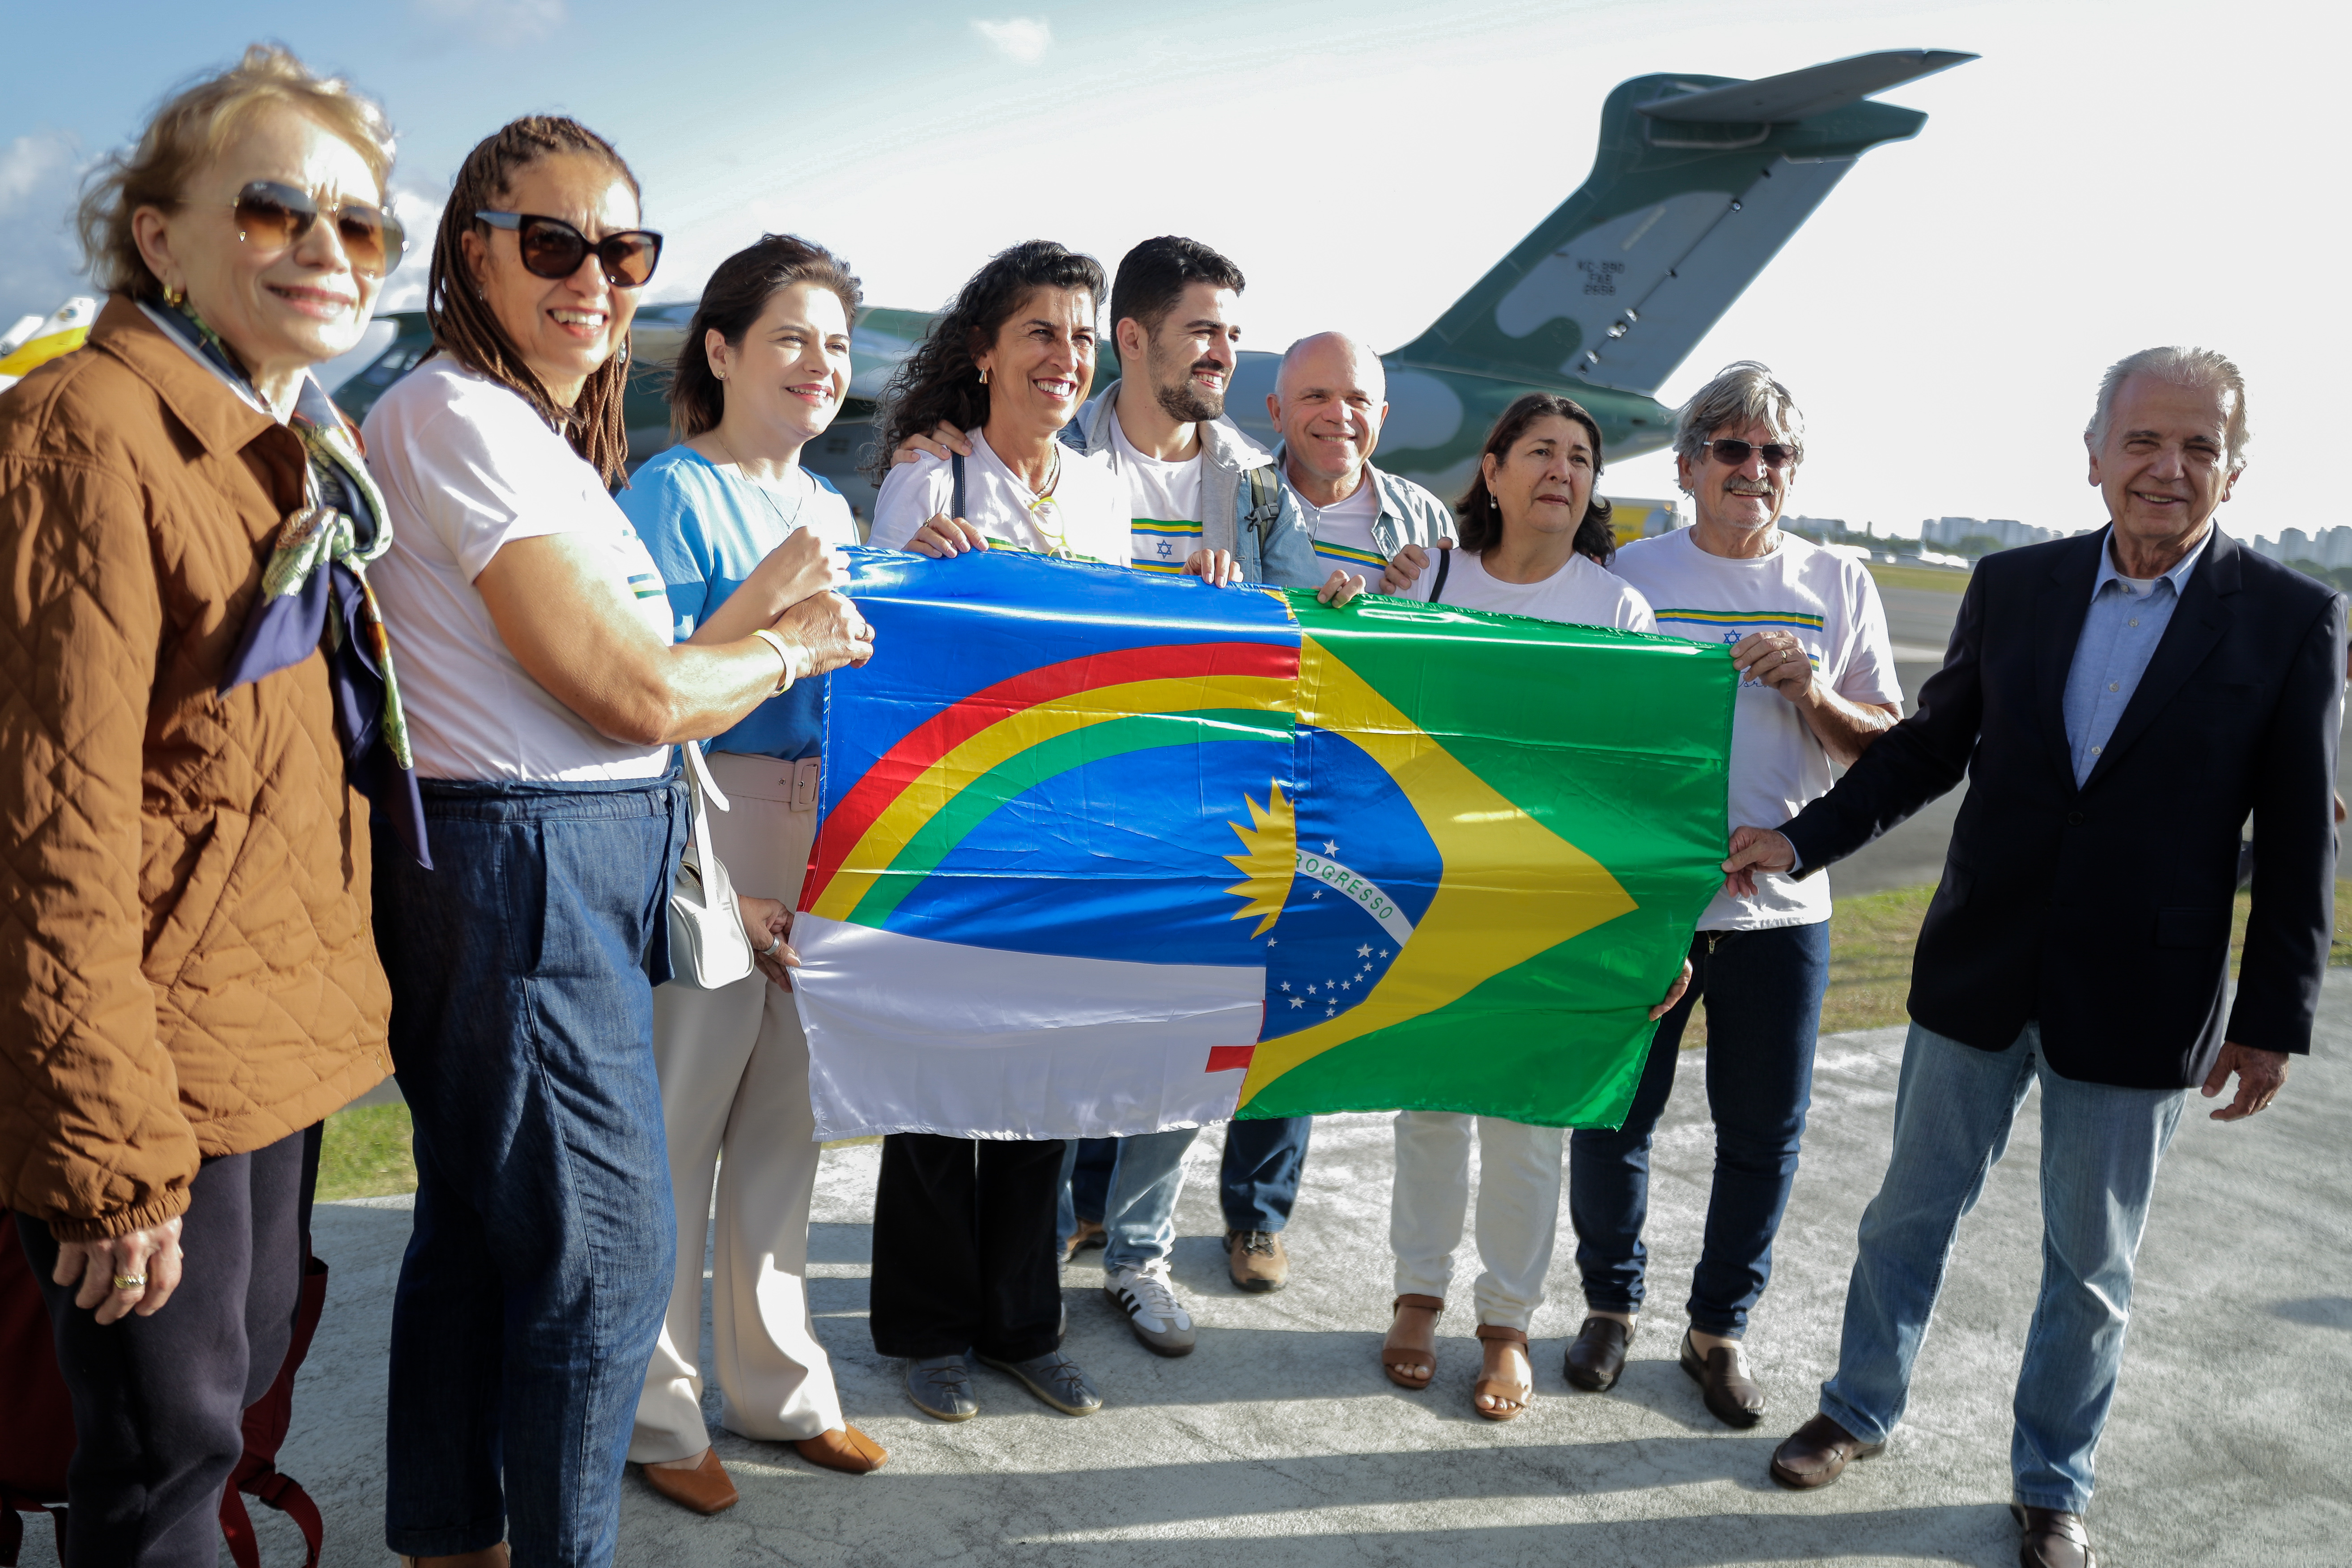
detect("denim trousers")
[1057,1127,1197,1275]
[1568,921,1830,1336]
[16,1128,312,1568]
[1819,1021,2185,1513]
[1221,1116,1313,1232]
[374,775,687,1565]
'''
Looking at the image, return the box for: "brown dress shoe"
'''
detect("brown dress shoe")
[1062,1218,1106,1265]
[1565,1315,1633,1392]
[2012,1504,2097,1568]
[1226,1229,1289,1292]
[399,1550,509,1568]
[638,1448,739,1515]
[794,1424,889,1474]
[1679,1330,1767,1428]
[1769,1411,1885,1490]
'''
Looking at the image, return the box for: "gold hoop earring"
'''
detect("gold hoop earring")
[163,286,185,308]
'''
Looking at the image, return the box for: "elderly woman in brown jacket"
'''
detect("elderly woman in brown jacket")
[0,47,409,1566]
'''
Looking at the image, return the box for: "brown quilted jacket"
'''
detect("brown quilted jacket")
[0,298,390,1241]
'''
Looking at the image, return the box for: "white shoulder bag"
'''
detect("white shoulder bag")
[667,740,756,989]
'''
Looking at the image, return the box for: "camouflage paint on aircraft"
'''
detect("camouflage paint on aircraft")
[324,50,1973,517]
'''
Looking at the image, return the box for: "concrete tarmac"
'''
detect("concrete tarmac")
[80,970,2346,1568]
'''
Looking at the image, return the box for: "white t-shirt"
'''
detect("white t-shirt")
[1397,546,1656,631]
[1109,417,1205,576]
[362,357,675,781]
[869,426,1131,565]
[1611,526,1902,930]
[1297,476,1385,578]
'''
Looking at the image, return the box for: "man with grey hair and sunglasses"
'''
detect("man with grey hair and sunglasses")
[1728,348,2343,1568]
[1576,362,1904,1424]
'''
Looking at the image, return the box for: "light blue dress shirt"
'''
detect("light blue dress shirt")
[2060,531,2209,786]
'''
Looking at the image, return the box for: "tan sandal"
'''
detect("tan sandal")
[1381,1293,1443,1390]
[1473,1323,1532,1421]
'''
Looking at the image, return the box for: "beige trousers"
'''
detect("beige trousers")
[1389,1110,1565,1333]
[630,752,841,1462]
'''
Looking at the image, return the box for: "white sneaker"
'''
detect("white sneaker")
[1104,1263,1197,1357]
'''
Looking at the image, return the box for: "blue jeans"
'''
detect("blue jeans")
[1820,1021,2185,1514]
[1057,1127,1197,1275]
[1221,1116,1312,1232]
[1568,922,1830,1336]
[374,776,687,1565]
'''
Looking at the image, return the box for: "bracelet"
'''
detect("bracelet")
[750,629,796,694]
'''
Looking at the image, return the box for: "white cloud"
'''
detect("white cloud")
[412,0,565,48]
[0,132,92,327]
[971,16,1052,63]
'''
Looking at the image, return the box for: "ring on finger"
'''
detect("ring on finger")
[112,1273,147,1291]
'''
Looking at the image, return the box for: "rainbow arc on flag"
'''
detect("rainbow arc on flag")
[791,549,1734,1141]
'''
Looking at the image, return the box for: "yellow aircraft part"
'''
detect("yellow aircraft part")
[0,325,90,380]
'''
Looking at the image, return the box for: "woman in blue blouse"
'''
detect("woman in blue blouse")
[619,235,884,1513]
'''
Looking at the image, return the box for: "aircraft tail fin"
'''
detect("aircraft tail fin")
[1389,50,1973,396]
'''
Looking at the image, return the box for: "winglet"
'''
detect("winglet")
[1636,49,1976,123]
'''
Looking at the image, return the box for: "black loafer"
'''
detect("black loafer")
[1565,1315,1633,1391]
[1679,1330,1766,1428]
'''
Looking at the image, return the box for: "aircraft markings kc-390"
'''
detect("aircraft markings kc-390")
[142,47,1979,535]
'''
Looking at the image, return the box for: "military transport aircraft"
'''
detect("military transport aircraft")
[310,48,1979,530]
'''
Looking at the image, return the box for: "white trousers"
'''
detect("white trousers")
[631,752,842,1462]
[1389,1110,1565,1332]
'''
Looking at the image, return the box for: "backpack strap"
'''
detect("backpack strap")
[951,451,967,521]
[1428,546,1453,604]
[1243,464,1280,537]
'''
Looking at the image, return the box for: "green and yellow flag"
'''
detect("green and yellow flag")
[792,551,1735,1142]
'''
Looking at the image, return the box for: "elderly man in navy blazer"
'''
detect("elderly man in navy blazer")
[1721,347,2344,1568]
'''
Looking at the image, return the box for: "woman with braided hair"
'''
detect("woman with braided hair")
[360,117,873,1567]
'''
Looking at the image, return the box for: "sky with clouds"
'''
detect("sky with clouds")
[0,0,2330,539]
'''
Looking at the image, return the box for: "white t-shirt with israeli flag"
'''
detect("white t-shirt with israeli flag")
[1110,417,1205,575]
[1610,525,1902,931]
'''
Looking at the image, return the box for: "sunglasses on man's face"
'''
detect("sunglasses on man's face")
[221,180,405,277]
[475,211,663,290]
[1704,438,1799,470]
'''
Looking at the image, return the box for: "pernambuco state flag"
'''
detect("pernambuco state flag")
[789,549,1733,1141]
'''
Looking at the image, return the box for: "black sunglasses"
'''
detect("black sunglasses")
[475,211,663,289]
[218,180,405,277]
[1704,438,1799,470]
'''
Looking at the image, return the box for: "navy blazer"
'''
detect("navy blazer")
[1780,527,2344,1089]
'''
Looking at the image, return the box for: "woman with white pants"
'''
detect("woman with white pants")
[1375,393,1690,1421]
[620,235,887,1514]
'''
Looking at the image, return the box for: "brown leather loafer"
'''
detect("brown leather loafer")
[794,1424,888,1475]
[1227,1228,1289,1292]
[1680,1330,1766,1428]
[399,1549,509,1568]
[2012,1503,2097,1568]
[1769,1411,1885,1490]
[639,1448,739,1515]
[1565,1315,1633,1391]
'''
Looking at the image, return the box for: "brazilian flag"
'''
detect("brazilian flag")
[791,550,1733,1142]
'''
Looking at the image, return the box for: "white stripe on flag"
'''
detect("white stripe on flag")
[790,914,1263,1141]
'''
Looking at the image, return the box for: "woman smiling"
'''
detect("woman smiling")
[619,235,887,1513]
[1373,394,1685,1424]
[361,120,872,1567]
[867,240,1129,563]
[0,45,403,1564]
[856,240,1122,1429]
